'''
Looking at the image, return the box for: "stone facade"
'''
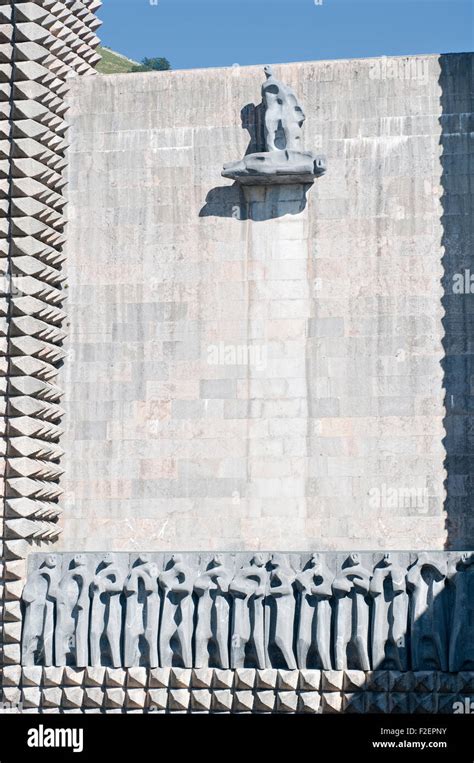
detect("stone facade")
[0,4,472,716]
[58,54,474,553]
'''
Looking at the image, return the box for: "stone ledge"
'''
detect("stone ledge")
[1,669,473,714]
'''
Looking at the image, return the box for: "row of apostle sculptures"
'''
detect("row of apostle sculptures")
[21,550,474,672]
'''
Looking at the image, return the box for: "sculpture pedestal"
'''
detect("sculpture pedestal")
[222,149,326,185]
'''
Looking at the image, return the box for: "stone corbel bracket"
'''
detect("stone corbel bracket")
[222,149,327,186]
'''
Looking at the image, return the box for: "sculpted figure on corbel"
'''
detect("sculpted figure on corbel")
[222,67,326,184]
[295,552,334,669]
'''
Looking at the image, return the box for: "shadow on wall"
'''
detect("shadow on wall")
[199,102,312,220]
[199,182,312,221]
[439,53,474,549]
[241,101,266,156]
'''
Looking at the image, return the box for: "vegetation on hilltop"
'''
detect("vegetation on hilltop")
[97,47,171,74]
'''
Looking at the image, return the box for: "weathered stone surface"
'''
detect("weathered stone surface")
[56,54,474,553]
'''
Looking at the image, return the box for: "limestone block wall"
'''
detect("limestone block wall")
[59,53,474,553]
[0,0,101,667]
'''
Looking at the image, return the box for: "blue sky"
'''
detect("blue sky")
[99,0,473,70]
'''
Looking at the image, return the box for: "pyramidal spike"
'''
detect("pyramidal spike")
[1,0,101,542]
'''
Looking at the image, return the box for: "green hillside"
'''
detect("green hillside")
[96,46,139,74]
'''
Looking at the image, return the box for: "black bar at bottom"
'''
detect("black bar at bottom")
[0,713,471,761]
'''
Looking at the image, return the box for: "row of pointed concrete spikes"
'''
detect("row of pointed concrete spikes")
[1,666,466,713]
[0,0,102,664]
